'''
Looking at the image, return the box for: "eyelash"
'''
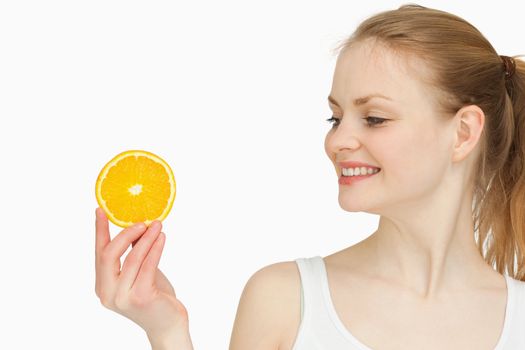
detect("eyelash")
[325,116,388,128]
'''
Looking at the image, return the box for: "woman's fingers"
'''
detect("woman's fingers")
[95,208,110,257]
[97,216,149,300]
[104,222,149,268]
[95,207,111,297]
[117,220,162,291]
[134,231,166,294]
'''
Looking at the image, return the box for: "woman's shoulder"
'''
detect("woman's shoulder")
[229,259,302,349]
[247,260,301,304]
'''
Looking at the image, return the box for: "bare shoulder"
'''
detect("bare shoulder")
[229,260,302,350]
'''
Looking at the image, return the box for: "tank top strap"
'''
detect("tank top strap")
[293,256,365,349]
[498,275,525,348]
[294,256,326,323]
[509,276,525,327]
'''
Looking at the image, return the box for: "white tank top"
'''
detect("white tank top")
[292,256,525,350]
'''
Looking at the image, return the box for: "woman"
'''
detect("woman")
[94,4,525,349]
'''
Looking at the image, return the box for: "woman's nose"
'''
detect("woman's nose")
[325,120,361,153]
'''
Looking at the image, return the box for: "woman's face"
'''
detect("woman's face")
[324,39,456,215]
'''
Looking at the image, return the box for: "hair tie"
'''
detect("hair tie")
[500,55,516,79]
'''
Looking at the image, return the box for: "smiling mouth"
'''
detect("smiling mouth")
[340,168,381,177]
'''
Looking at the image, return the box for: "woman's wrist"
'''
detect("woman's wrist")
[147,327,194,350]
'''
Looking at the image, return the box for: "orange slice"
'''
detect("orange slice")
[95,150,176,228]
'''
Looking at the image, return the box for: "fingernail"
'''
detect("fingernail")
[133,222,146,230]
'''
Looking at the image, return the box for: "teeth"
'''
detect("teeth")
[342,167,380,176]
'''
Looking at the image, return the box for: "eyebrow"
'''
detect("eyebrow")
[328,93,393,107]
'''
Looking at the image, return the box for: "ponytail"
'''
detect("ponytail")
[476,55,525,280]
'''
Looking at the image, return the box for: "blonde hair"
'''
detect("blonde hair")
[332,4,525,281]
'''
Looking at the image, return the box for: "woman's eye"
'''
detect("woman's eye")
[325,116,387,128]
[326,116,340,127]
[364,116,387,127]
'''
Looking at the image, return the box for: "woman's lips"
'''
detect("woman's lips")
[338,169,380,185]
[336,160,381,169]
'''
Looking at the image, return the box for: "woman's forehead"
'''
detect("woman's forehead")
[335,42,413,88]
[331,40,434,109]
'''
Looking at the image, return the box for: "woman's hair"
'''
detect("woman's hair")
[332,4,525,281]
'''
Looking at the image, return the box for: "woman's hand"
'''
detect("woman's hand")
[94,207,192,347]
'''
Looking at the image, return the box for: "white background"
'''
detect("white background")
[1,0,523,349]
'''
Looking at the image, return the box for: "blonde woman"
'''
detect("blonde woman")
[95,4,525,349]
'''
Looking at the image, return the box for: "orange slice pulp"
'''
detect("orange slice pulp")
[95,150,176,227]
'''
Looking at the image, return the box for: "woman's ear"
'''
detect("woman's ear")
[451,104,485,163]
